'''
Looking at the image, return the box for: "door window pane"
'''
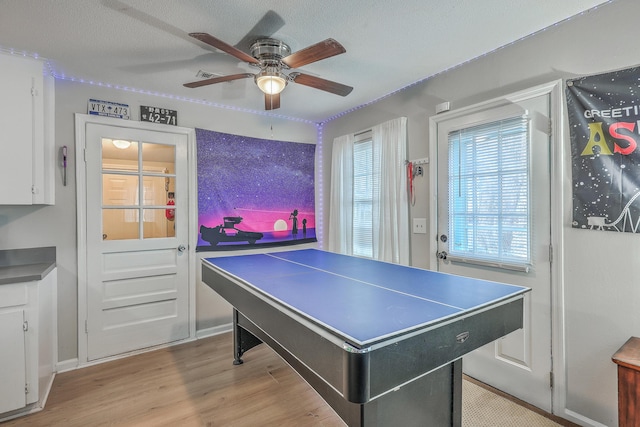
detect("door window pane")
[448,116,531,265]
[103,209,140,240]
[101,139,176,240]
[102,139,139,171]
[102,174,138,206]
[142,142,175,171]
[143,176,173,206]
[143,208,176,238]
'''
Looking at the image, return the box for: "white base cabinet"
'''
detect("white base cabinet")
[0,268,57,419]
[0,310,27,413]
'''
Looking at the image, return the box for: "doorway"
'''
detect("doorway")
[429,81,564,412]
[76,114,196,363]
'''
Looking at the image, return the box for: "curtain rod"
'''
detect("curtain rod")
[354,128,372,137]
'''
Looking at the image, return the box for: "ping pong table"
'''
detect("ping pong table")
[202,249,529,426]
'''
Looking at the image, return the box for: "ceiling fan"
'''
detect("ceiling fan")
[183,33,353,110]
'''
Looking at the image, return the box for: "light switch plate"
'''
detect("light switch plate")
[413,218,427,234]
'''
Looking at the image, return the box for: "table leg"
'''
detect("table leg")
[232,308,263,365]
[358,359,463,427]
[452,358,463,427]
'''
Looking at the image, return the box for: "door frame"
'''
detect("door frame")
[428,80,567,415]
[75,113,198,366]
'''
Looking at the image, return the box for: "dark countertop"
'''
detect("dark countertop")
[0,247,56,285]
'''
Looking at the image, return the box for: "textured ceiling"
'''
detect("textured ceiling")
[0,0,611,123]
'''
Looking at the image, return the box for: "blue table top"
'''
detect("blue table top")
[204,249,529,346]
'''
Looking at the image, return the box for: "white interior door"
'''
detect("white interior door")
[433,90,553,411]
[84,121,190,361]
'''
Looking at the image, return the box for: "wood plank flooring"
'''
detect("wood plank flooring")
[3,333,343,426]
[1,333,573,426]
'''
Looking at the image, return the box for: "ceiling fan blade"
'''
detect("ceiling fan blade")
[282,39,346,69]
[265,93,281,110]
[184,73,253,88]
[291,73,353,97]
[234,10,286,52]
[189,32,259,64]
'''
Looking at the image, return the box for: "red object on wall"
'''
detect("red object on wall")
[166,198,175,220]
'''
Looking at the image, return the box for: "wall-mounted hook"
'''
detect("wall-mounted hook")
[62,146,68,186]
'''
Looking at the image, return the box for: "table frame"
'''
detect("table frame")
[202,258,525,426]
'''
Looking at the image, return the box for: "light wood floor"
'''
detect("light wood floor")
[3,334,344,426]
[1,333,572,426]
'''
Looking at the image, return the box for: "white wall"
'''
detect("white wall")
[321,1,639,425]
[0,78,316,363]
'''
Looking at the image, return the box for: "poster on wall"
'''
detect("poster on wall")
[196,128,317,251]
[566,66,640,232]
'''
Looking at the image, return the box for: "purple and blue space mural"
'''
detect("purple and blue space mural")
[196,128,316,250]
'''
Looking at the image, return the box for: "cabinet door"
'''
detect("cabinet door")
[0,310,26,413]
[0,53,43,205]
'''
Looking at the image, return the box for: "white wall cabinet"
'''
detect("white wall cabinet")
[0,269,57,419]
[0,52,55,205]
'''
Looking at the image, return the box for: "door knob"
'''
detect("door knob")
[437,251,448,260]
[177,244,186,253]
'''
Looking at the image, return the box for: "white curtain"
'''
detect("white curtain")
[328,117,410,265]
[327,133,354,255]
[372,117,410,265]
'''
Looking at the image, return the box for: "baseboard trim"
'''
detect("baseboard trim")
[58,325,234,374]
[561,408,609,427]
[55,358,79,373]
[196,323,233,339]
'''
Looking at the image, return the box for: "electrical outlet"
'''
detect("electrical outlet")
[413,218,427,234]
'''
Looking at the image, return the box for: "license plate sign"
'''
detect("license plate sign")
[88,99,130,119]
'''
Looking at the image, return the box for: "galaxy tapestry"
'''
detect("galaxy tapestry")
[566,66,640,233]
[196,128,317,251]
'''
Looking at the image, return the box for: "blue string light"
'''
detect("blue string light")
[315,122,324,248]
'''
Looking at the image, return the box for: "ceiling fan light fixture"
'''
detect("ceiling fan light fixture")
[255,69,287,95]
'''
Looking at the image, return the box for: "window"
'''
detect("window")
[447,116,530,266]
[101,139,177,240]
[328,117,409,264]
[353,139,375,258]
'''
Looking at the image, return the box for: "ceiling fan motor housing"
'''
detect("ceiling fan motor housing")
[250,38,292,67]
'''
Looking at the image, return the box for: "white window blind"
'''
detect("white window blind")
[353,140,375,258]
[447,115,531,266]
